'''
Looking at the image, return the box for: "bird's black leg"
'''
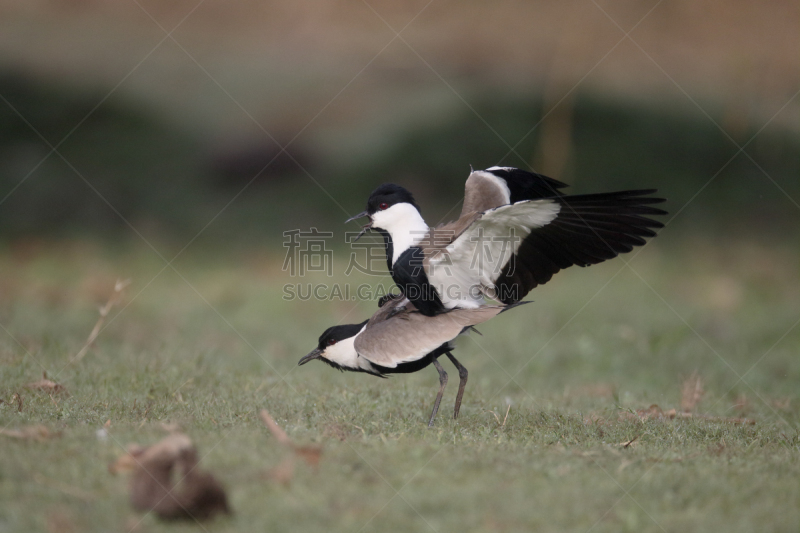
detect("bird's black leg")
[427,359,448,427]
[446,351,468,419]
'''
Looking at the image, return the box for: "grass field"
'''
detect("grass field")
[1,237,798,532]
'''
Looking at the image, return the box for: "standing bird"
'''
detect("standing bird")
[347,167,666,316]
[299,295,527,426]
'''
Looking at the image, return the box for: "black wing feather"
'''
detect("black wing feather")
[494,190,666,304]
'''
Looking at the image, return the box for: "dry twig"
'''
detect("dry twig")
[72,279,130,363]
[259,409,292,447]
[488,404,512,427]
[681,371,704,413]
[0,424,61,441]
[259,409,322,484]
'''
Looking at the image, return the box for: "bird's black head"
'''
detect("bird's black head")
[316,322,365,350]
[365,183,419,216]
[298,320,368,367]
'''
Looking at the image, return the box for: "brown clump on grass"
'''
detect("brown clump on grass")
[26,372,69,396]
[110,432,231,521]
[622,404,755,425]
[619,373,754,425]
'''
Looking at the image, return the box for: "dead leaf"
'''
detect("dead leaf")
[681,371,704,413]
[619,436,639,448]
[0,425,61,441]
[637,404,665,420]
[623,405,755,425]
[11,393,23,412]
[26,372,69,395]
[294,445,323,468]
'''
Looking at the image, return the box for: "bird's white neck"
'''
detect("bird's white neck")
[370,203,429,264]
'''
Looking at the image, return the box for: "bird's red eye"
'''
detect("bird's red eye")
[327,338,337,346]
[379,202,389,210]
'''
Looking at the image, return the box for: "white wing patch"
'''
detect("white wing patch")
[428,199,561,307]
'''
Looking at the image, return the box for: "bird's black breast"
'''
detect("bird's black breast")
[375,228,394,274]
[392,247,445,317]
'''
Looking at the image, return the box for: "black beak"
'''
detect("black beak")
[346,211,372,242]
[352,222,373,242]
[298,348,322,366]
[345,211,369,224]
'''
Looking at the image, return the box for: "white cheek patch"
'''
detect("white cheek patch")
[370,203,429,263]
[321,325,373,371]
[322,336,358,367]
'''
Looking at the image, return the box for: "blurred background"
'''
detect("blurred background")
[0,0,797,248]
[1,4,798,530]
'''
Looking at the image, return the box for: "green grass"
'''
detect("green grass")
[1,238,798,532]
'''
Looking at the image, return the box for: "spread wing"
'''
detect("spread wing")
[353,305,508,368]
[429,190,666,306]
[428,199,563,305]
[492,190,666,302]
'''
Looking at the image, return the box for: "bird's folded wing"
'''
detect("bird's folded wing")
[459,167,568,217]
[353,306,506,368]
[460,170,513,216]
